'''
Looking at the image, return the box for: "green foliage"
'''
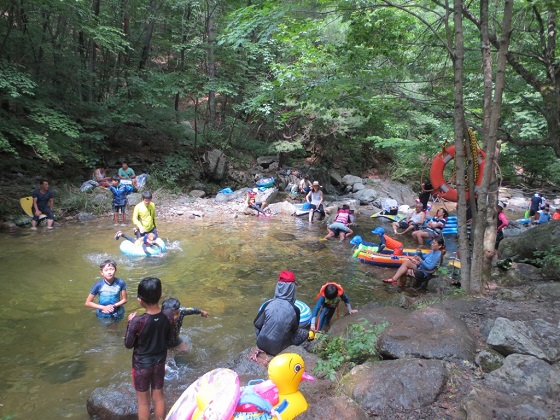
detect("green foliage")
[147,151,195,189]
[522,246,560,268]
[57,184,112,216]
[313,320,387,381]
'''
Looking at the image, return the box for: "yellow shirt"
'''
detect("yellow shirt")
[133,202,156,232]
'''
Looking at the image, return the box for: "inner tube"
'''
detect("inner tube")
[256,177,275,188]
[120,238,166,257]
[429,145,486,202]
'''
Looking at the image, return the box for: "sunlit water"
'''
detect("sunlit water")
[0,214,443,419]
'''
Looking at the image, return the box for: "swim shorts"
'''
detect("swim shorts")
[132,362,166,392]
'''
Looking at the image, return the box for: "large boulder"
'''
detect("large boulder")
[328,306,411,337]
[377,307,476,362]
[499,221,560,279]
[487,317,560,363]
[484,354,560,397]
[352,189,378,204]
[341,174,363,186]
[492,262,545,286]
[203,149,227,181]
[339,359,447,415]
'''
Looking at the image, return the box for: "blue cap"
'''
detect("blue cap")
[372,227,385,236]
[349,236,363,246]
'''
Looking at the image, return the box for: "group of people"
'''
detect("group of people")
[529,193,559,224]
[84,260,208,420]
[93,161,138,188]
[252,270,357,362]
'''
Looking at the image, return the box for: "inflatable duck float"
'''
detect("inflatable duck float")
[166,353,314,420]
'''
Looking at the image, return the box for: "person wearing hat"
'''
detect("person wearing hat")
[245,187,269,217]
[306,181,325,222]
[371,227,404,255]
[495,201,509,250]
[132,191,158,239]
[252,271,308,358]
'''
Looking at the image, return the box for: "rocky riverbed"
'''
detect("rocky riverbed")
[81,178,560,419]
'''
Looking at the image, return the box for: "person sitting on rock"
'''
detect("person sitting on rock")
[393,202,426,235]
[93,165,111,188]
[245,188,269,217]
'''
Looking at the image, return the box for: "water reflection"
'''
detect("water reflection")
[0,215,396,419]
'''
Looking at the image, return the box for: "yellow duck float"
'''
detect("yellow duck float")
[267,353,315,420]
[165,353,314,420]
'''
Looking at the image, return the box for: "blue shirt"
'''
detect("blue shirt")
[89,278,127,318]
[418,250,442,271]
[109,184,135,206]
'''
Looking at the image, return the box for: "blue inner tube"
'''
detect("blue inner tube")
[258,299,311,327]
[120,238,166,257]
[256,177,275,188]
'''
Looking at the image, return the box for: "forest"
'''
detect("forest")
[1,0,559,291]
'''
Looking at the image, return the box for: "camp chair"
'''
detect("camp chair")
[409,250,446,289]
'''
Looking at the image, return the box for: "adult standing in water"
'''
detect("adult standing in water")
[306,181,325,223]
[31,179,55,230]
[133,191,158,239]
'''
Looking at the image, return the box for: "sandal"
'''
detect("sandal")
[247,347,271,367]
[383,278,395,284]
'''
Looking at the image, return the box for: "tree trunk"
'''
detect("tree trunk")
[206,0,217,128]
[139,0,157,70]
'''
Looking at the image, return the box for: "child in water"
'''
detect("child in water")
[115,230,164,256]
[84,259,128,324]
[161,297,209,353]
[124,277,174,420]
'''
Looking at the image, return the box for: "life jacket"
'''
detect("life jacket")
[315,282,344,301]
[334,208,351,224]
[246,191,257,204]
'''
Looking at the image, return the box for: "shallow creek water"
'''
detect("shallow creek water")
[0,215,405,419]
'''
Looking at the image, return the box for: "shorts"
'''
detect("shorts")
[33,207,54,222]
[398,220,409,229]
[423,228,441,239]
[132,362,166,392]
[329,222,349,233]
[412,270,431,280]
[113,204,126,213]
[529,209,537,217]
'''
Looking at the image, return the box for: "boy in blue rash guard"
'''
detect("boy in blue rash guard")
[109,176,136,225]
[384,237,445,287]
[85,259,128,324]
[161,297,209,353]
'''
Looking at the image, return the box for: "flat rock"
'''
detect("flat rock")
[339,359,447,415]
[377,307,476,361]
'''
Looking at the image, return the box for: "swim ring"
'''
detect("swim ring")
[119,238,166,257]
[256,177,275,188]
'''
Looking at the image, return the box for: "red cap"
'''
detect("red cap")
[278,270,297,284]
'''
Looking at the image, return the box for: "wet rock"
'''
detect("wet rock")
[377,307,476,362]
[189,189,205,198]
[492,262,544,286]
[484,354,560,397]
[328,306,410,337]
[77,212,96,221]
[0,221,18,231]
[11,215,31,227]
[87,383,138,419]
[475,348,505,372]
[339,359,447,414]
[487,317,560,362]
[298,396,369,420]
[267,201,296,215]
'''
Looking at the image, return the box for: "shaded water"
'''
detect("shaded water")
[0,216,397,419]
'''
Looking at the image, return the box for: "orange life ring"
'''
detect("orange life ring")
[429,145,486,202]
